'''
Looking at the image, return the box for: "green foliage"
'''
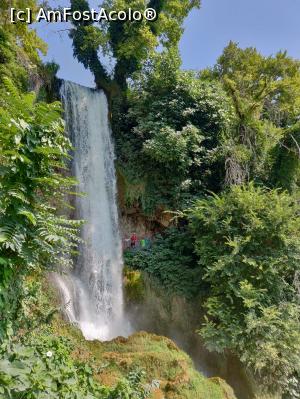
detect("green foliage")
[0,1,47,89]
[124,267,146,303]
[69,0,200,90]
[115,51,234,213]
[211,42,300,187]
[0,276,150,399]
[0,8,80,341]
[119,42,300,396]
[0,79,82,339]
[124,228,203,299]
[215,42,300,120]
[0,1,47,61]
[1,2,300,396]
[187,183,300,392]
[0,331,149,399]
[0,26,28,90]
[38,61,61,102]
[271,122,300,191]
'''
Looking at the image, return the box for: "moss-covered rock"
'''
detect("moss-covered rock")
[50,315,236,399]
[24,274,236,398]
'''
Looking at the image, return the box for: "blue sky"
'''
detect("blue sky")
[35,0,300,87]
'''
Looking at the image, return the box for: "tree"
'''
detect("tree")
[0,1,48,94]
[69,0,200,94]
[114,50,234,213]
[188,183,300,393]
[211,42,300,187]
[0,0,47,63]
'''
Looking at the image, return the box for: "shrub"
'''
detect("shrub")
[0,79,81,339]
[0,331,149,399]
[188,183,300,392]
[124,228,203,299]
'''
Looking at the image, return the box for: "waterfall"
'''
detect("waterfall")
[56,81,126,341]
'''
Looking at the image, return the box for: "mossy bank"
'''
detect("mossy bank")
[48,276,237,399]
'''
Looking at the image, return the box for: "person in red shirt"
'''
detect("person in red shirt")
[130,233,138,248]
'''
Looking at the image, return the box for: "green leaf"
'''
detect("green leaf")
[18,210,37,226]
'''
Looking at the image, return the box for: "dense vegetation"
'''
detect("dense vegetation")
[114,50,234,212]
[189,185,300,394]
[122,46,300,396]
[1,0,300,398]
[64,2,300,396]
[0,275,155,398]
[124,228,202,299]
[123,48,300,396]
[0,2,161,398]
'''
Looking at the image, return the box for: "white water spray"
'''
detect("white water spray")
[56,81,127,341]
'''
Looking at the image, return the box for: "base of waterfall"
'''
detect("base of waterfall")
[53,272,131,341]
[79,321,109,341]
[76,318,132,342]
[77,319,131,341]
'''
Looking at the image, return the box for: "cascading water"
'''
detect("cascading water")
[55,80,127,341]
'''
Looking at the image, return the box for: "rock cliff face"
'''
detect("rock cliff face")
[117,169,174,240]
